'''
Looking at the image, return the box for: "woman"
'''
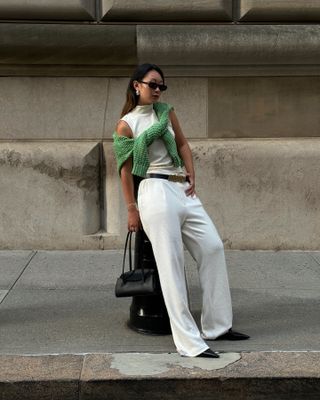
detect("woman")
[113,63,249,358]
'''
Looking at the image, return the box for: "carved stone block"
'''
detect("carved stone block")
[0,0,96,21]
[239,0,320,22]
[101,0,233,21]
[0,142,101,249]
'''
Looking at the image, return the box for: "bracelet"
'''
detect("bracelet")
[127,202,138,211]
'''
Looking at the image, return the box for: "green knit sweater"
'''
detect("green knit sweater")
[113,102,183,177]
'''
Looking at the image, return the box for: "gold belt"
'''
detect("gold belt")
[147,173,187,183]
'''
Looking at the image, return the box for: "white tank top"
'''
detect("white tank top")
[120,104,184,175]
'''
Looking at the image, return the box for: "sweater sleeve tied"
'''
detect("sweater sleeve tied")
[113,102,184,177]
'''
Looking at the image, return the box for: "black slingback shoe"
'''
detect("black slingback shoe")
[215,328,250,341]
[197,348,220,358]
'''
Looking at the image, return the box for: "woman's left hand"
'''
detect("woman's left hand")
[185,173,196,197]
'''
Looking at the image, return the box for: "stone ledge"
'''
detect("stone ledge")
[1,24,320,75]
[0,142,101,249]
[138,25,320,66]
[0,23,136,66]
[0,0,96,21]
[190,138,320,250]
[2,64,320,78]
[0,352,319,400]
[238,0,320,22]
[1,139,320,250]
[101,0,233,22]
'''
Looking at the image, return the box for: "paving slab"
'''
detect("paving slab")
[0,288,174,355]
[225,251,320,290]
[14,250,121,289]
[1,250,320,355]
[0,290,8,303]
[187,251,320,352]
[186,250,320,290]
[191,287,320,352]
[309,252,320,266]
[1,286,319,354]
[0,250,34,289]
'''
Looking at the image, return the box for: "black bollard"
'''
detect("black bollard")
[128,176,171,335]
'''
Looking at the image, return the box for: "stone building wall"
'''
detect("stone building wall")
[0,0,320,249]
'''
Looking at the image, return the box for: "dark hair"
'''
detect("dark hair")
[121,63,165,117]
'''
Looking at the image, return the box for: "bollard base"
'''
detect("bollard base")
[128,295,171,335]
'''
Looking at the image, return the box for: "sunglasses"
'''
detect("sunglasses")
[139,81,167,91]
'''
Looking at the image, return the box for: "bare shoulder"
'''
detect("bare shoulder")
[115,120,133,138]
[168,108,187,146]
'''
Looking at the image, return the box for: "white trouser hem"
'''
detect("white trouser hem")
[201,326,232,340]
[179,345,210,358]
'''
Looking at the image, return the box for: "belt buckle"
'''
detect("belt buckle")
[168,175,184,183]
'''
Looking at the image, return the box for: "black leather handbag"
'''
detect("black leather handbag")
[115,231,159,297]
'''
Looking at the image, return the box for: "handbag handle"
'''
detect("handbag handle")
[121,231,147,282]
[122,231,133,275]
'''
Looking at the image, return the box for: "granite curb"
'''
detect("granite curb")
[0,352,319,400]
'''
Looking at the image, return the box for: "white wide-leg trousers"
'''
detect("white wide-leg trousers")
[138,178,233,357]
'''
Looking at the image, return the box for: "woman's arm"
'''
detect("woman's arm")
[169,110,196,196]
[116,120,141,232]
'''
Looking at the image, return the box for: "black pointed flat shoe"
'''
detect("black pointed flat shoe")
[215,328,250,341]
[197,348,220,358]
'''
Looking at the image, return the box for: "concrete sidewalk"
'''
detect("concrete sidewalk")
[0,249,320,399]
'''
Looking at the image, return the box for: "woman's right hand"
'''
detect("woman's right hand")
[128,208,142,232]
